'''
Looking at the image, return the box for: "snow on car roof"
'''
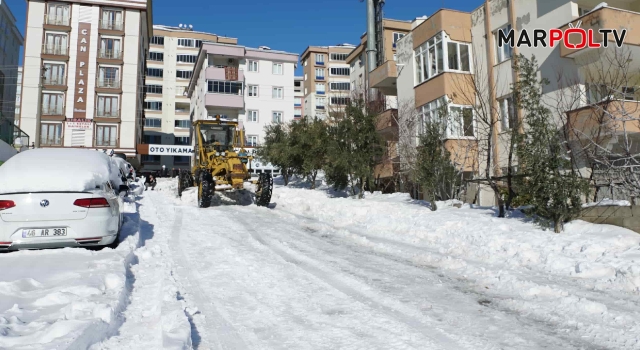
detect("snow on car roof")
[0,148,123,194]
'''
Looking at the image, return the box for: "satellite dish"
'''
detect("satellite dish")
[179,23,183,28]
[189,24,193,29]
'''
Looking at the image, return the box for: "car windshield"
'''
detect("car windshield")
[200,124,235,150]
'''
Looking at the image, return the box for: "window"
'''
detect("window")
[174,136,190,145]
[622,87,636,101]
[295,80,301,87]
[330,97,350,105]
[416,97,446,134]
[44,32,68,55]
[144,134,161,143]
[330,82,350,91]
[294,97,302,106]
[315,68,325,79]
[175,120,191,128]
[147,68,163,77]
[315,54,325,64]
[294,108,302,118]
[96,95,119,117]
[272,111,283,123]
[208,80,243,95]
[316,83,325,94]
[41,92,64,115]
[272,87,283,99]
[142,155,161,162]
[176,70,193,79]
[414,32,444,84]
[585,84,608,104]
[495,24,513,63]
[272,63,283,75]
[174,156,190,165]
[100,9,123,31]
[40,123,62,146]
[96,125,117,146]
[448,106,474,137]
[43,63,65,85]
[247,85,258,97]
[177,54,197,64]
[330,67,350,76]
[145,84,163,94]
[148,51,163,61]
[46,3,70,26]
[248,60,258,72]
[316,97,325,109]
[98,66,120,88]
[177,38,195,47]
[498,96,516,131]
[150,36,164,45]
[330,53,348,61]
[195,40,202,48]
[247,135,258,147]
[144,118,161,128]
[247,110,258,122]
[447,42,471,72]
[99,37,121,59]
[144,101,162,111]
[393,32,405,47]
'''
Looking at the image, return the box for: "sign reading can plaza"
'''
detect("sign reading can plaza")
[73,23,91,119]
[65,118,92,129]
[148,145,195,156]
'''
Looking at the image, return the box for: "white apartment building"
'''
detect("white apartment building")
[188,42,297,159]
[300,44,355,119]
[20,0,151,159]
[14,66,21,125]
[0,0,23,125]
[140,25,237,172]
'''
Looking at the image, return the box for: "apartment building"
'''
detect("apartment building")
[294,76,303,118]
[300,44,355,119]
[139,25,237,172]
[20,0,152,158]
[0,0,23,125]
[185,42,297,172]
[14,66,21,125]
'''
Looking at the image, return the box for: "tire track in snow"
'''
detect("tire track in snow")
[168,206,252,350]
[232,210,465,350]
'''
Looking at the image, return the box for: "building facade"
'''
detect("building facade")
[0,0,23,125]
[294,76,303,118]
[139,25,237,171]
[300,44,355,119]
[14,66,21,125]
[20,0,152,158]
[185,42,297,173]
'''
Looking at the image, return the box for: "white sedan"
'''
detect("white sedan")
[0,148,125,250]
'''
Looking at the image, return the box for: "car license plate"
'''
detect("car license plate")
[22,228,67,238]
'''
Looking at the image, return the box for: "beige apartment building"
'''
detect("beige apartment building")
[299,44,355,119]
[345,18,411,192]
[138,25,236,172]
[20,0,152,159]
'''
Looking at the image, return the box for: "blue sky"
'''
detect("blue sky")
[6,0,481,75]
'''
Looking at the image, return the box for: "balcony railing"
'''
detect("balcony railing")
[100,20,124,31]
[42,44,68,56]
[97,78,121,89]
[97,110,120,118]
[0,117,29,147]
[316,105,325,110]
[175,108,189,114]
[317,91,325,95]
[99,49,123,60]
[316,61,325,65]
[42,106,64,115]
[44,14,70,26]
[43,76,65,86]
[316,76,325,80]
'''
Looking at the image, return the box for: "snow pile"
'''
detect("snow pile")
[0,149,123,194]
[583,198,632,207]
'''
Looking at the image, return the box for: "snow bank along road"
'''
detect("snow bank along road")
[1,178,639,349]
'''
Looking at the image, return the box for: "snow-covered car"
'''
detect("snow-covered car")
[0,148,126,250]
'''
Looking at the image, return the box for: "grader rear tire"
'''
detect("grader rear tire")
[198,173,214,208]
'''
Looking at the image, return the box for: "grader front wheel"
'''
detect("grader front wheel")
[255,173,273,207]
[198,173,214,208]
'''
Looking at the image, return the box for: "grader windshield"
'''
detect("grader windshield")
[199,124,235,151]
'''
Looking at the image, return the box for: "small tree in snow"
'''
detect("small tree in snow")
[256,123,296,185]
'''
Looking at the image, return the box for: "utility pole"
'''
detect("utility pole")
[34,66,47,148]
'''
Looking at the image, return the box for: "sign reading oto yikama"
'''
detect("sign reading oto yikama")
[148,145,195,156]
[73,23,91,119]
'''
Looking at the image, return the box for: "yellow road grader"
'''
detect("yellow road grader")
[177,116,273,208]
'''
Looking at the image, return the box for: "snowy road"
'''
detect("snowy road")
[2,178,639,349]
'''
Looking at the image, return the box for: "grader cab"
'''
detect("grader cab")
[177,116,273,208]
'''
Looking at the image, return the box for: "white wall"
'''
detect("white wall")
[20,0,46,145]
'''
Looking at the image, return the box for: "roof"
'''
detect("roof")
[300,44,357,60]
[152,24,236,40]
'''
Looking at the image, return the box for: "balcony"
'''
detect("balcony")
[567,100,640,144]
[97,109,120,118]
[559,7,640,60]
[97,78,121,89]
[98,49,123,61]
[44,14,70,28]
[444,139,478,172]
[205,66,244,81]
[375,109,398,136]
[99,19,124,32]
[43,76,66,88]
[42,44,68,57]
[370,60,398,96]
[41,106,64,116]
[205,93,243,109]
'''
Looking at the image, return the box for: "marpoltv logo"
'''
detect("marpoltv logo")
[497,21,627,49]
